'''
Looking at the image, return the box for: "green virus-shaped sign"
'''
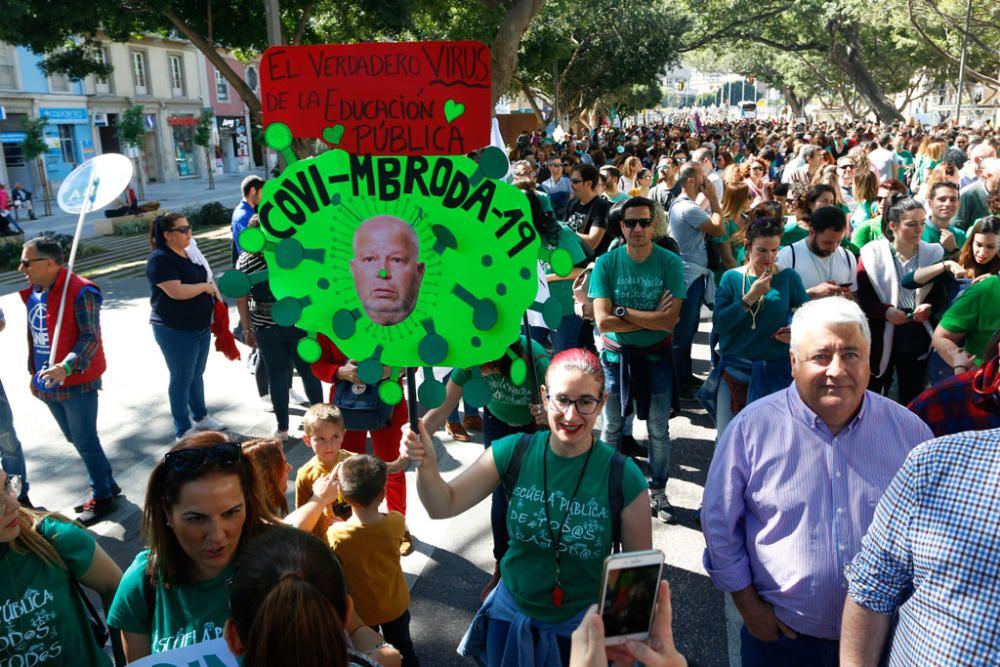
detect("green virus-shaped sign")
[219,122,574,408]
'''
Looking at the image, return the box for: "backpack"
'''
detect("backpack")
[333,380,394,432]
[500,434,627,552]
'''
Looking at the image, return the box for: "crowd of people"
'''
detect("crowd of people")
[1,115,999,667]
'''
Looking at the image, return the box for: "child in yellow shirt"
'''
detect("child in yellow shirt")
[294,404,353,538]
[329,455,419,667]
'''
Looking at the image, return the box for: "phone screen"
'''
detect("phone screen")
[600,562,661,638]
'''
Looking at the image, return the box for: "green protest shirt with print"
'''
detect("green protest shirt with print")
[108,550,231,654]
[0,517,110,667]
[922,224,967,254]
[541,224,590,314]
[588,244,686,358]
[938,275,1000,365]
[492,431,647,623]
[451,336,549,426]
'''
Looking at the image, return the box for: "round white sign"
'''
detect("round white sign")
[57,153,134,214]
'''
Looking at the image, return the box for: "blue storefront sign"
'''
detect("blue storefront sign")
[39,107,88,123]
[0,132,27,143]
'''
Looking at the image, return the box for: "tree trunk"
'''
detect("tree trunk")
[827,22,904,123]
[784,86,806,118]
[489,0,547,110]
[35,158,52,217]
[204,147,215,190]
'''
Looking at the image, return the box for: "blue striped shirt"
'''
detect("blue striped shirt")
[846,428,1000,666]
[702,385,933,639]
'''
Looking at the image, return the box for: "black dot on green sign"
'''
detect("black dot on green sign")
[482,255,493,267]
[496,283,507,296]
[317,278,330,289]
[520,267,531,280]
[471,337,481,347]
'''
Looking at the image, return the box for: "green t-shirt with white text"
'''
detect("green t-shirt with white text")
[108,549,232,654]
[452,336,550,426]
[492,431,648,623]
[0,518,111,667]
[588,244,686,357]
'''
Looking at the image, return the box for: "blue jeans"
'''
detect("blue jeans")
[716,378,735,446]
[255,325,323,431]
[153,325,211,438]
[601,353,673,492]
[486,619,572,667]
[0,378,28,496]
[45,390,115,499]
[673,274,707,383]
[740,625,838,667]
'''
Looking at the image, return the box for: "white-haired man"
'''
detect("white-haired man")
[702,297,933,666]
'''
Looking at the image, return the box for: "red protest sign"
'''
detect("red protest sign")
[260,41,492,156]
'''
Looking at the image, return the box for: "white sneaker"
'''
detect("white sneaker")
[193,415,226,431]
[288,387,309,406]
[273,430,289,441]
[260,395,274,413]
[175,426,198,443]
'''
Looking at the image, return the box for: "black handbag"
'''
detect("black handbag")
[69,575,109,648]
[333,380,394,432]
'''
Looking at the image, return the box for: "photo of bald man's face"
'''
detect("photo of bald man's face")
[350,216,425,326]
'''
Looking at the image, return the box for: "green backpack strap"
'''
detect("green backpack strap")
[608,451,626,553]
[501,433,534,502]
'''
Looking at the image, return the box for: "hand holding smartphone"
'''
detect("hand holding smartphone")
[599,549,664,645]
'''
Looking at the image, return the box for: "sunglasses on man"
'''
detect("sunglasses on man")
[622,218,654,229]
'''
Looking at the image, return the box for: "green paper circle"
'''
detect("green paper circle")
[542,298,564,329]
[264,123,293,151]
[464,378,492,408]
[218,270,251,299]
[239,227,266,253]
[482,255,493,267]
[297,337,322,363]
[418,379,447,408]
[520,267,532,280]
[272,298,303,327]
[358,358,384,384]
[510,358,527,386]
[496,283,507,296]
[479,146,510,179]
[473,299,498,331]
[378,381,403,405]
[317,278,330,289]
[550,248,574,277]
[332,309,357,339]
[276,238,305,269]
[471,337,481,347]
[418,334,448,366]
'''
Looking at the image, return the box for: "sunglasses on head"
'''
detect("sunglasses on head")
[163,442,241,473]
[622,217,654,229]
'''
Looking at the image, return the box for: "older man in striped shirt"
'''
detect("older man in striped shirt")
[702,297,934,667]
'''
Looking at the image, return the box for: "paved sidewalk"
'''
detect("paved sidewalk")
[14,169,266,242]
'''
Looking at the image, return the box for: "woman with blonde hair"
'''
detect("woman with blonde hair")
[242,437,293,516]
[619,156,641,193]
[713,165,752,282]
[0,470,123,666]
[850,169,880,230]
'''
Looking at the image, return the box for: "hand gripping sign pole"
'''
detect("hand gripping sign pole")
[40,154,133,389]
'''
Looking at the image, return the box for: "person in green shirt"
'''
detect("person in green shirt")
[590,197,686,523]
[922,181,966,257]
[405,349,651,666]
[0,471,122,667]
[421,336,550,598]
[109,433,275,661]
[932,275,1000,370]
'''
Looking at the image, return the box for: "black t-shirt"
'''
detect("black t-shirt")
[146,248,214,330]
[565,196,615,256]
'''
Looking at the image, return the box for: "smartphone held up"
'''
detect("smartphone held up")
[599,549,664,645]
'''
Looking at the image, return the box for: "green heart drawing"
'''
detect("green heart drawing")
[444,100,465,123]
[322,124,346,145]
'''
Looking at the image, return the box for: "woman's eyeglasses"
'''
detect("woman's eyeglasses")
[168,226,193,235]
[164,442,241,473]
[1,475,22,510]
[546,394,601,415]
